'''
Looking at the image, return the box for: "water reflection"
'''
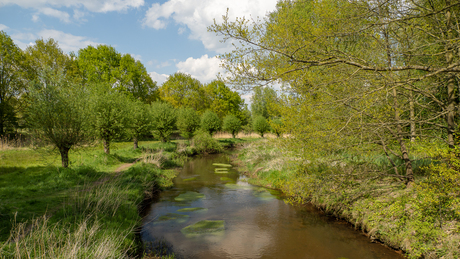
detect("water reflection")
[142,154,403,259]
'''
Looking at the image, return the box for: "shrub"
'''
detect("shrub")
[192,131,222,153]
[176,107,200,140]
[150,102,176,142]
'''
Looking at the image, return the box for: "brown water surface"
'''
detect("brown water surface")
[141,154,404,259]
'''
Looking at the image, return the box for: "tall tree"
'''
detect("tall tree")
[159,72,206,112]
[204,80,245,119]
[0,31,26,136]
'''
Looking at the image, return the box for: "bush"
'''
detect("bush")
[253,115,270,137]
[192,131,222,153]
[200,111,221,136]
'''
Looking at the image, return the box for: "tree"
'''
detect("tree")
[223,114,242,138]
[269,118,283,137]
[26,68,88,167]
[201,110,221,136]
[176,107,200,140]
[117,54,159,103]
[88,85,129,154]
[0,31,26,136]
[77,45,121,84]
[127,100,151,149]
[253,115,270,138]
[204,80,245,119]
[251,86,278,119]
[209,0,460,184]
[150,102,176,142]
[159,72,206,112]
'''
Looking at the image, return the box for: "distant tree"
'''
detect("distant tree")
[269,118,284,137]
[250,86,278,119]
[201,110,221,136]
[204,80,245,120]
[127,100,152,149]
[0,31,26,136]
[159,72,206,112]
[77,45,121,84]
[176,107,200,140]
[26,68,89,167]
[88,84,130,154]
[117,54,159,103]
[150,102,176,142]
[253,115,270,138]
[222,114,242,138]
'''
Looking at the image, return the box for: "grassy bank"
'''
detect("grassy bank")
[233,139,460,259]
[0,134,246,259]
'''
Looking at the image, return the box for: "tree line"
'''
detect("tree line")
[0,31,286,167]
[209,0,460,185]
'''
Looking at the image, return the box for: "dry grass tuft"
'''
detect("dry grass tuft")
[142,149,166,168]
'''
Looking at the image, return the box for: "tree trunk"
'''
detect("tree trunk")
[59,146,70,168]
[133,137,138,149]
[410,90,416,142]
[103,138,110,154]
[444,2,456,148]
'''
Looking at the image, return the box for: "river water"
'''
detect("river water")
[141,154,404,259]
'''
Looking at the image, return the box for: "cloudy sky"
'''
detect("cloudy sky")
[0,0,278,87]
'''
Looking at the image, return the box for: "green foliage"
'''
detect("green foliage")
[159,72,206,112]
[252,115,270,137]
[204,80,245,120]
[26,67,89,167]
[150,102,177,142]
[88,84,130,154]
[222,114,242,138]
[269,118,284,137]
[127,100,152,149]
[0,31,26,136]
[192,130,222,153]
[176,107,200,139]
[250,86,278,119]
[200,110,221,136]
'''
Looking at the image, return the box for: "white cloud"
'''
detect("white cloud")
[37,7,71,23]
[176,54,224,82]
[131,54,142,61]
[149,71,169,85]
[142,0,278,53]
[0,24,8,31]
[0,0,144,22]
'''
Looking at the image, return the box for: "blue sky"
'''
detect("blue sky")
[0,0,278,95]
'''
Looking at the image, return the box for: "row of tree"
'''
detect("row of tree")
[0,30,283,167]
[210,0,460,185]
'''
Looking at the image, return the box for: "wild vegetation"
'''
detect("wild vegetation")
[208,0,460,257]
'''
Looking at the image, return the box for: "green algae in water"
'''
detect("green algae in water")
[177,207,208,212]
[215,170,229,174]
[181,220,225,237]
[183,177,197,181]
[220,177,233,182]
[157,213,190,223]
[174,191,205,202]
[212,163,232,168]
[215,167,229,171]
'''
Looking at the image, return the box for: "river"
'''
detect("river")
[141,154,404,259]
